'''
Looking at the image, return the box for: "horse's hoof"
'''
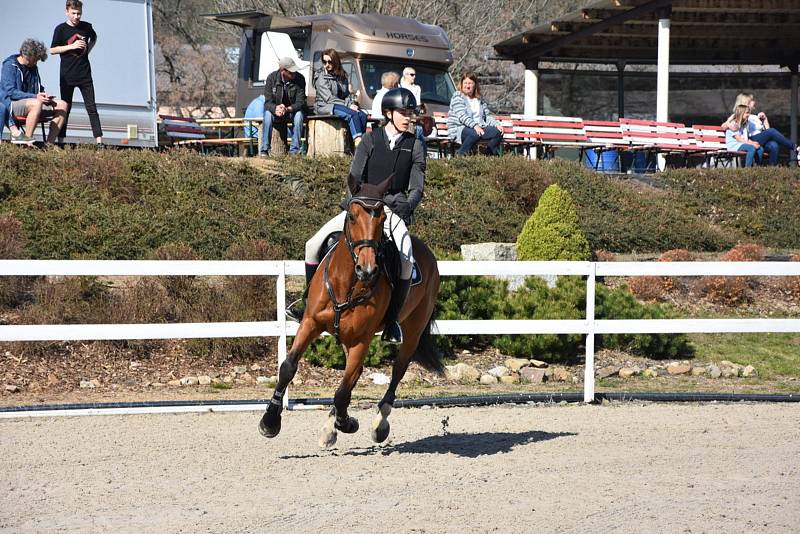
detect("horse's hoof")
[335,416,359,434]
[371,420,390,443]
[319,416,338,448]
[259,412,281,438]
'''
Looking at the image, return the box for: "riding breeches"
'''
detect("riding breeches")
[304,207,414,279]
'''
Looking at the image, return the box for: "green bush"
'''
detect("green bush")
[300,335,395,369]
[516,183,591,261]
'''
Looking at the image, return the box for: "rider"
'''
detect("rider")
[286,87,425,344]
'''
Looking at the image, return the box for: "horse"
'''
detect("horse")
[259,174,444,448]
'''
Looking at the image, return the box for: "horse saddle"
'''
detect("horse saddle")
[318,231,422,287]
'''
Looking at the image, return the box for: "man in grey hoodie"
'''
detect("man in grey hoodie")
[0,39,68,144]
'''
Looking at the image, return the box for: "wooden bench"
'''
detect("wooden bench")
[582,120,629,171]
[620,118,709,170]
[512,115,593,159]
[691,124,747,168]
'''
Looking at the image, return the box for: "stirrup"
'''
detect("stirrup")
[381,321,403,344]
[285,298,305,322]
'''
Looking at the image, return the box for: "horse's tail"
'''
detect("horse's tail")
[412,313,445,374]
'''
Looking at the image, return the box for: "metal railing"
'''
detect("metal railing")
[2,259,799,402]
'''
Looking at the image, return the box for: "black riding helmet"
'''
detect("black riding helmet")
[381,87,419,118]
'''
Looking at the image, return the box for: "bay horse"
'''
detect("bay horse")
[259,174,443,448]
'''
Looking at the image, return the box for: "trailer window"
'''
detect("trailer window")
[360,60,454,105]
[341,62,361,92]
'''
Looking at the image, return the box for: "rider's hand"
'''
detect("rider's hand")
[393,202,412,221]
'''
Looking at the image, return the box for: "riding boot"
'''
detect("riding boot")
[285,263,318,322]
[381,277,411,344]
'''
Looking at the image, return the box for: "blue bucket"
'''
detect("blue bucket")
[584,149,620,173]
[630,151,656,173]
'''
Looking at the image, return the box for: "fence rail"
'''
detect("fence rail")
[2,259,799,402]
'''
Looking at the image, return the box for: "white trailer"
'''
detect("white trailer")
[1,0,157,147]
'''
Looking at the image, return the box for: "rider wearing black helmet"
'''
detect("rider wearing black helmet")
[286,87,426,344]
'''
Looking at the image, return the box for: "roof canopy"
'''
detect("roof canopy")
[494,0,800,67]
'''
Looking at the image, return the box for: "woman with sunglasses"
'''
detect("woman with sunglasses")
[314,49,368,145]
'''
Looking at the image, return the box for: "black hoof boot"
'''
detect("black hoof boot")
[259,405,282,438]
[334,415,360,434]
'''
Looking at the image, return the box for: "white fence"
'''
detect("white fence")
[1,259,800,403]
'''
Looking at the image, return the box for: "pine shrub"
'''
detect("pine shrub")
[515,184,591,261]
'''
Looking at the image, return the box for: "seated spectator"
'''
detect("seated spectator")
[0,39,68,145]
[314,48,367,145]
[447,71,503,156]
[260,57,306,156]
[370,71,399,119]
[400,67,422,106]
[722,93,798,166]
[725,104,763,168]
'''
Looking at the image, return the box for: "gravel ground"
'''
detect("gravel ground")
[1,402,799,533]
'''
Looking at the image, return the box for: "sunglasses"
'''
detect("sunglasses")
[408,73,416,77]
[322,59,333,65]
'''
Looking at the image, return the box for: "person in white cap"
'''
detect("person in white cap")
[260,56,306,156]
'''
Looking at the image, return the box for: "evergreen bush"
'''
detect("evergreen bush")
[515,184,591,261]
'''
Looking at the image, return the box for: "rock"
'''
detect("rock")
[707,364,722,378]
[46,374,59,386]
[618,367,638,379]
[690,366,706,376]
[180,376,198,386]
[241,373,254,383]
[167,379,182,386]
[80,379,100,389]
[520,367,546,383]
[292,377,302,385]
[233,366,247,375]
[480,374,497,385]
[500,374,520,384]
[505,358,530,372]
[367,372,391,385]
[129,361,142,369]
[250,363,262,371]
[642,368,658,378]
[742,365,757,377]
[198,376,212,386]
[721,366,739,378]
[488,366,509,378]
[400,370,420,383]
[460,242,525,290]
[529,359,548,368]
[256,375,271,384]
[222,376,234,384]
[667,362,692,375]
[551,367,571,382]
[445,363,481,383]
[596,366,620,379]
[4,384,19,393]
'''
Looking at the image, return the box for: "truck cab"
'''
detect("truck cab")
[205,11,456,116]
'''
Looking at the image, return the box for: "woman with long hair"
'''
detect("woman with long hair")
[446,71,503,156]
[314,48,367,144]
[722,93,798,166]
[725,104,763,167]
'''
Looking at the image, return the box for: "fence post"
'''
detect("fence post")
[584,262,596,403]
[278,261,288,407]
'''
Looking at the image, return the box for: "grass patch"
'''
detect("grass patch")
[689,332,800,379]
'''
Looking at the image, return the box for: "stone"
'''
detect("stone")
[667,363,691,375]
[460,243,526,291]
[742,365,757,377]
[256,376,271,384]
[480,374,498,385]
[618,367,638,379]
[707,364,722,379]
[80,379,99,389]
[222,376,234,384]
[367,372,391,385]
[241,372,254,383]
[690,366,707,376]
[596,366,620,379]
[198,376,212,386]
[500,374,520,384]
[642,368,658,378]
[180,376,198,386]
[151,382,165,388]
[551,367,571,382]
[4,384,19,393]
[129,361,142,369]
[400,370,420,383]
[529,359,548,368]
[520,367,546,383]
[233,366,247,375]
[721,366,739,378]
[488,366,510,378]
[167,379,182,386]
[505,358,530,372]
[249,363,262,372]
[445,363,481,383]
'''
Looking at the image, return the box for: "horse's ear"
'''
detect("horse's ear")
[377,175,393,196]
[347,173,360,197]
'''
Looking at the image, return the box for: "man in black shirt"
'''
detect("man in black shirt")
[260,57,306,156]
[50,0,102,144]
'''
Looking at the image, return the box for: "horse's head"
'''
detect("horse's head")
[345,174,391,283]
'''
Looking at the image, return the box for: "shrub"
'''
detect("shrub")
[628,248,697,301]
[783,254,800,303]
[516,184,590,261]
[721,242,765,262]
[0,213,36,307]
[699,243,763,306]
[301,335,394,369]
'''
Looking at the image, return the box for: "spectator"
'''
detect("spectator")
[1,39,68,145]
[243,94,265,139]
[260,57,306,156]
[370,71,399,119]
[725,104,762,168]
[447,71,503,156]
[0,100,23,142]
[722,93,798,166]
[314,49,367,145]
[400,67,421,105]
[50,0,102,144]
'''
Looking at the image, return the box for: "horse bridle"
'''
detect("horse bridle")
[323,196,388,342]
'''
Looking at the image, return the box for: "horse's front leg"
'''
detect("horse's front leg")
[259,319,322,438]
[319,340,368,448]
[371,342,415,443]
